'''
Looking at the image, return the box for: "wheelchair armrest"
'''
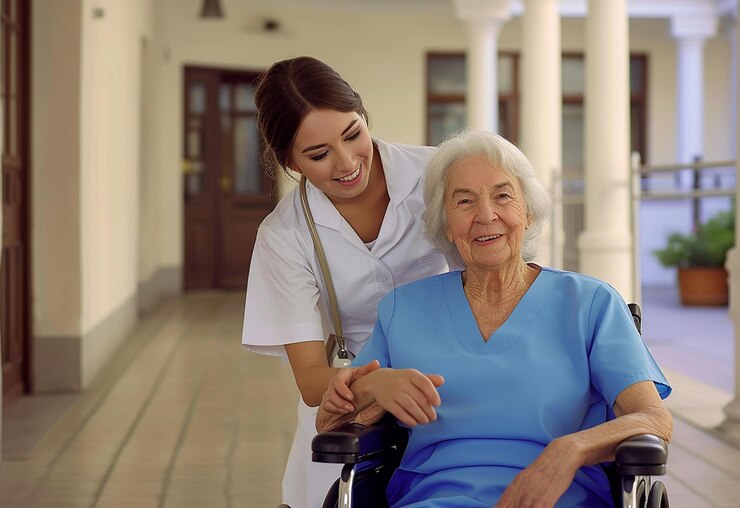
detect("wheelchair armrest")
[614,434,668,476]
[312,415,409,464]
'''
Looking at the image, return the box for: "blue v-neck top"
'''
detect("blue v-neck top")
[353,268,671,507]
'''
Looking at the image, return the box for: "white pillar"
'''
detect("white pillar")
[719,6,740,442]
[520,0,562,268]
[731,11,737,158]
[577,0,633,301]
[453,0,512,132]
[671,16,718,187]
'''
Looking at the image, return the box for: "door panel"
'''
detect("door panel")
[2,0,30,401]
[183,67,274,290]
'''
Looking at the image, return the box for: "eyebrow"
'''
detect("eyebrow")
[450,181,513,197]
[301,119,359,153]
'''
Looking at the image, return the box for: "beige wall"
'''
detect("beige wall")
[32,0,155,390]
[32,0,82,339]
[152,4,735,269]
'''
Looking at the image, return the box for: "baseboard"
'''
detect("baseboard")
[138,266,182,314]
[33,294,139,392]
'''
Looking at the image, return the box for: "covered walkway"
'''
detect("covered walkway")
[1,291,740,507]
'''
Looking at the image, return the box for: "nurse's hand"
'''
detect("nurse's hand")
[323,360,382,414]
[355,368,444,427]
[494,437,580,508]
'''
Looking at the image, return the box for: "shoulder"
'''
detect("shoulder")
[377,271,456,313]
[540,266,616,299]
[374,138,435,170]
[253,188,310,257]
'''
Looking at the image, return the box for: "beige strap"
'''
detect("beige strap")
[299,176,349,360]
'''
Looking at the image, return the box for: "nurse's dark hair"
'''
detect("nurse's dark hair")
[255,56,370,177]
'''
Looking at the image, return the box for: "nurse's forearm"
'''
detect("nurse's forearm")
[284,341,340,407]
[294,364,341,407]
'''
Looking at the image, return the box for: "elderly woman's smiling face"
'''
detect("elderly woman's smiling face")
[445,155,530,271]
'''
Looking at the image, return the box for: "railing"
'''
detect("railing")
[630,155,736,303]
[553,156,736,302]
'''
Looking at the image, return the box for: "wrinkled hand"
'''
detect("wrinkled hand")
[495,438,581,508]
[359,368,445,427]
[323,360,382,414]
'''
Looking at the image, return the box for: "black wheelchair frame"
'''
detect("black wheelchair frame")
[310,304,670,508]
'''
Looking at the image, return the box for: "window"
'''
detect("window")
[426,52,519,146]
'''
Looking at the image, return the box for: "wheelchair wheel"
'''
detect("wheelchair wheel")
[322,478,340,508]
[647,480,669,508]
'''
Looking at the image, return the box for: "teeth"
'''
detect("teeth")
[476,235,501,242]
[338,165,361,182]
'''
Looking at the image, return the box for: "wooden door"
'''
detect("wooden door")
[1,0,30,401]
[183,67,274,290]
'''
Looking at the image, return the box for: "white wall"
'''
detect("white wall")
[32,0,155,390]
[78,0,155,383]
[32,0,83,340]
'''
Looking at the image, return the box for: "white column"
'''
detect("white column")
[520,0,562,267]
[671,16,718,187]
[577,0,633,301]
[453,0,512,132]
[731,11,737,158]
[719,7,740,442]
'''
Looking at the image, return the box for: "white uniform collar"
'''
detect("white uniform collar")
[303,138,422,232]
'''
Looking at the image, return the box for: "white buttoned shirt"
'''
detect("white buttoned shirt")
[241,138,449,358]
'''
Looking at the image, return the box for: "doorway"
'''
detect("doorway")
[1,0,31,401]
[183,67,275,290]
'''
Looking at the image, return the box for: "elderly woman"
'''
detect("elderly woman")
[316,130,672,508]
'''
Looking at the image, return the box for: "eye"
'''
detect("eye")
[455,198,475,210]
[496,192,512,201]
[345,130,361,141]
[310,151,329,161]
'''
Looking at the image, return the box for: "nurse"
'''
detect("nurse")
[241,56,448,507]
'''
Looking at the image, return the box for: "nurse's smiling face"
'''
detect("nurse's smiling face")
[288,109,375,205]
[444,155,530,272]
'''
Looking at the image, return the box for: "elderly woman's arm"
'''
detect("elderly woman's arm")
[316,367,446,432]
[496,380,672,508]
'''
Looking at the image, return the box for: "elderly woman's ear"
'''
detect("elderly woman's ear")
[444,225,453,243]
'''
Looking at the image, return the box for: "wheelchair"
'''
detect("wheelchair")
[311,304,670,508]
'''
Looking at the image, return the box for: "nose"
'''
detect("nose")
[335,146,356,172]
[475,199,498,224]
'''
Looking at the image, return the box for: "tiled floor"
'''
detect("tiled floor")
[1,289,740,507]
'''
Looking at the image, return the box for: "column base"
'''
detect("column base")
[719,246,740,442]
[718,398,740,442]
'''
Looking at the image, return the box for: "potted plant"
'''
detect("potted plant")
[652,208,735,306]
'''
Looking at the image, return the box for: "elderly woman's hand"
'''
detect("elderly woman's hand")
[494,437,582,508]
[322,360,381,414]
[353,368,445,427]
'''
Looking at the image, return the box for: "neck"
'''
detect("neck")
[463,261,535,306]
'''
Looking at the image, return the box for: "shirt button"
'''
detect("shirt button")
[381,277,388,283]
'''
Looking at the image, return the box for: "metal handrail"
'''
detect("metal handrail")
[551,154,736,306]
[636,159,735,175]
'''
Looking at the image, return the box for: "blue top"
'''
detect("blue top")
[353,268,671,508]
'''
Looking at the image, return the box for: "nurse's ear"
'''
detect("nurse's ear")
[286,159,302,175]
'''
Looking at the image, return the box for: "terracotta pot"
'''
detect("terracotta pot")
[677,267,728,306]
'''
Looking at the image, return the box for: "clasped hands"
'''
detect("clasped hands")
[321,361,581,508]
[322,360,444,427]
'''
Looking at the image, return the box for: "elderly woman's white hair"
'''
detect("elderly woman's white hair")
[423,129,552,268]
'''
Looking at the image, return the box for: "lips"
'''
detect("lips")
[475,234,502,242]
[335,162,363,185]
